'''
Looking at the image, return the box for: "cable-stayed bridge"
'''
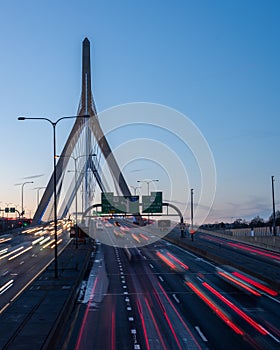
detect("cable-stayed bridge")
[33,38,132,225]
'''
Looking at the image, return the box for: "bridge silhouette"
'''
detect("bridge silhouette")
[33,38,133,225]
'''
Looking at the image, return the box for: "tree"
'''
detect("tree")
[249,216,265,228]
[232,218,248,228]
[268,210,280,226]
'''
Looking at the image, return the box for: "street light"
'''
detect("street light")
[137,179,159,224]
[137,179,159,195]
[271,176,276,236]
[15,182,34,216]
[34,187,46,207]
[57,153,96,248]
[130,185,141,195]
[190,188,194,230]
[18,114,90,278]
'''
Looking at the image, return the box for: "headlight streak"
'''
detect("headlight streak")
[43,239,55,249]
[50,238,63,249]
[0,279,14,295]
[0,248,9,256]
[0,236,12,243]
[39,236,51,245]
[8,246,33,261]
[185,280,244,335]
[32,236,45,245]
[0,246,24,260]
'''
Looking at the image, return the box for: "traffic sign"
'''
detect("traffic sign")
[142,192,162,213]
[101,193,140,214]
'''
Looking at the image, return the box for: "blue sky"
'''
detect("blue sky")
[0,0,279,223]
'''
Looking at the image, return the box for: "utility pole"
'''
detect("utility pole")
[272,176,276,236]
[190,188,194,230]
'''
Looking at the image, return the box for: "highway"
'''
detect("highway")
[0,220,72,314]
[61,220,280,350]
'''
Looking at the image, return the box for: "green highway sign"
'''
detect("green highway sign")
[101,193,140,214]
[142,192,162,213]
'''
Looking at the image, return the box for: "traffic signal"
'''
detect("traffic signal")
[10,208,15,213]
[5,207,9,213]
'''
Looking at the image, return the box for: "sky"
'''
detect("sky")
[0,0,279,224]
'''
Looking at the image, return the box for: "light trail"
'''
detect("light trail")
[185,281,244,335]
[232,271,278,296]
[8,246,33,260]
[202,282,268,335]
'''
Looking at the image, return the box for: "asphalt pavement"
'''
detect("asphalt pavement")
[1,225,279,350]
[0,240,93,350]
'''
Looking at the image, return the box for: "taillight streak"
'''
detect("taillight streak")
[156,251,177,270]
[228,242,280,261]
[185,281,244,335]
[217,270,261,296]
[166,252,189,270]
[144,297,168,350]
[75,276,99,350]
[232,271,278,296]
[111,308,115,350]
[136,300,150,350]
[157,283,203,349]
[202,282,268,335]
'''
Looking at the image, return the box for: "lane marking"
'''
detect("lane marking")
[172,294,180,303]
[195,326,208,342]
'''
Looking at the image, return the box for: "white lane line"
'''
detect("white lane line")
[195,326,208,342]
[158,276,164,282]
[149,263,154,269]
[172,294,180,303]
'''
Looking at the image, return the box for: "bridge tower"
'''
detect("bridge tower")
[33,38,131,224]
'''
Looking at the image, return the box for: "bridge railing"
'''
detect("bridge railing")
[199,226,280,253]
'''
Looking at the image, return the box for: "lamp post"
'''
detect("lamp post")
[18,114,89,278]
[271,176,276,236]
[130,186,141,195]
[34,187,46,207]
[14,182,34,216]
[190,188,194,230]
[58,153,96,248]
[137,179,159,224]
[21,182,34,216]
[137,179,159,195]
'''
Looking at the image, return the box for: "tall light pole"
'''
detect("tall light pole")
[130,186,141,195]
[22,182,34,216]
[34,187,46,207]
[137,179,159,224]
[18,114,89,278]
[58,153,96,248]
[190,188,194,230]
[271,176,276,236]
[15,182,34,216]
[137,179,159,195]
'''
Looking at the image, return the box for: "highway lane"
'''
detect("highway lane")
[140,240,280,349]
[0,220,72,313]
[63,220,280,350]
